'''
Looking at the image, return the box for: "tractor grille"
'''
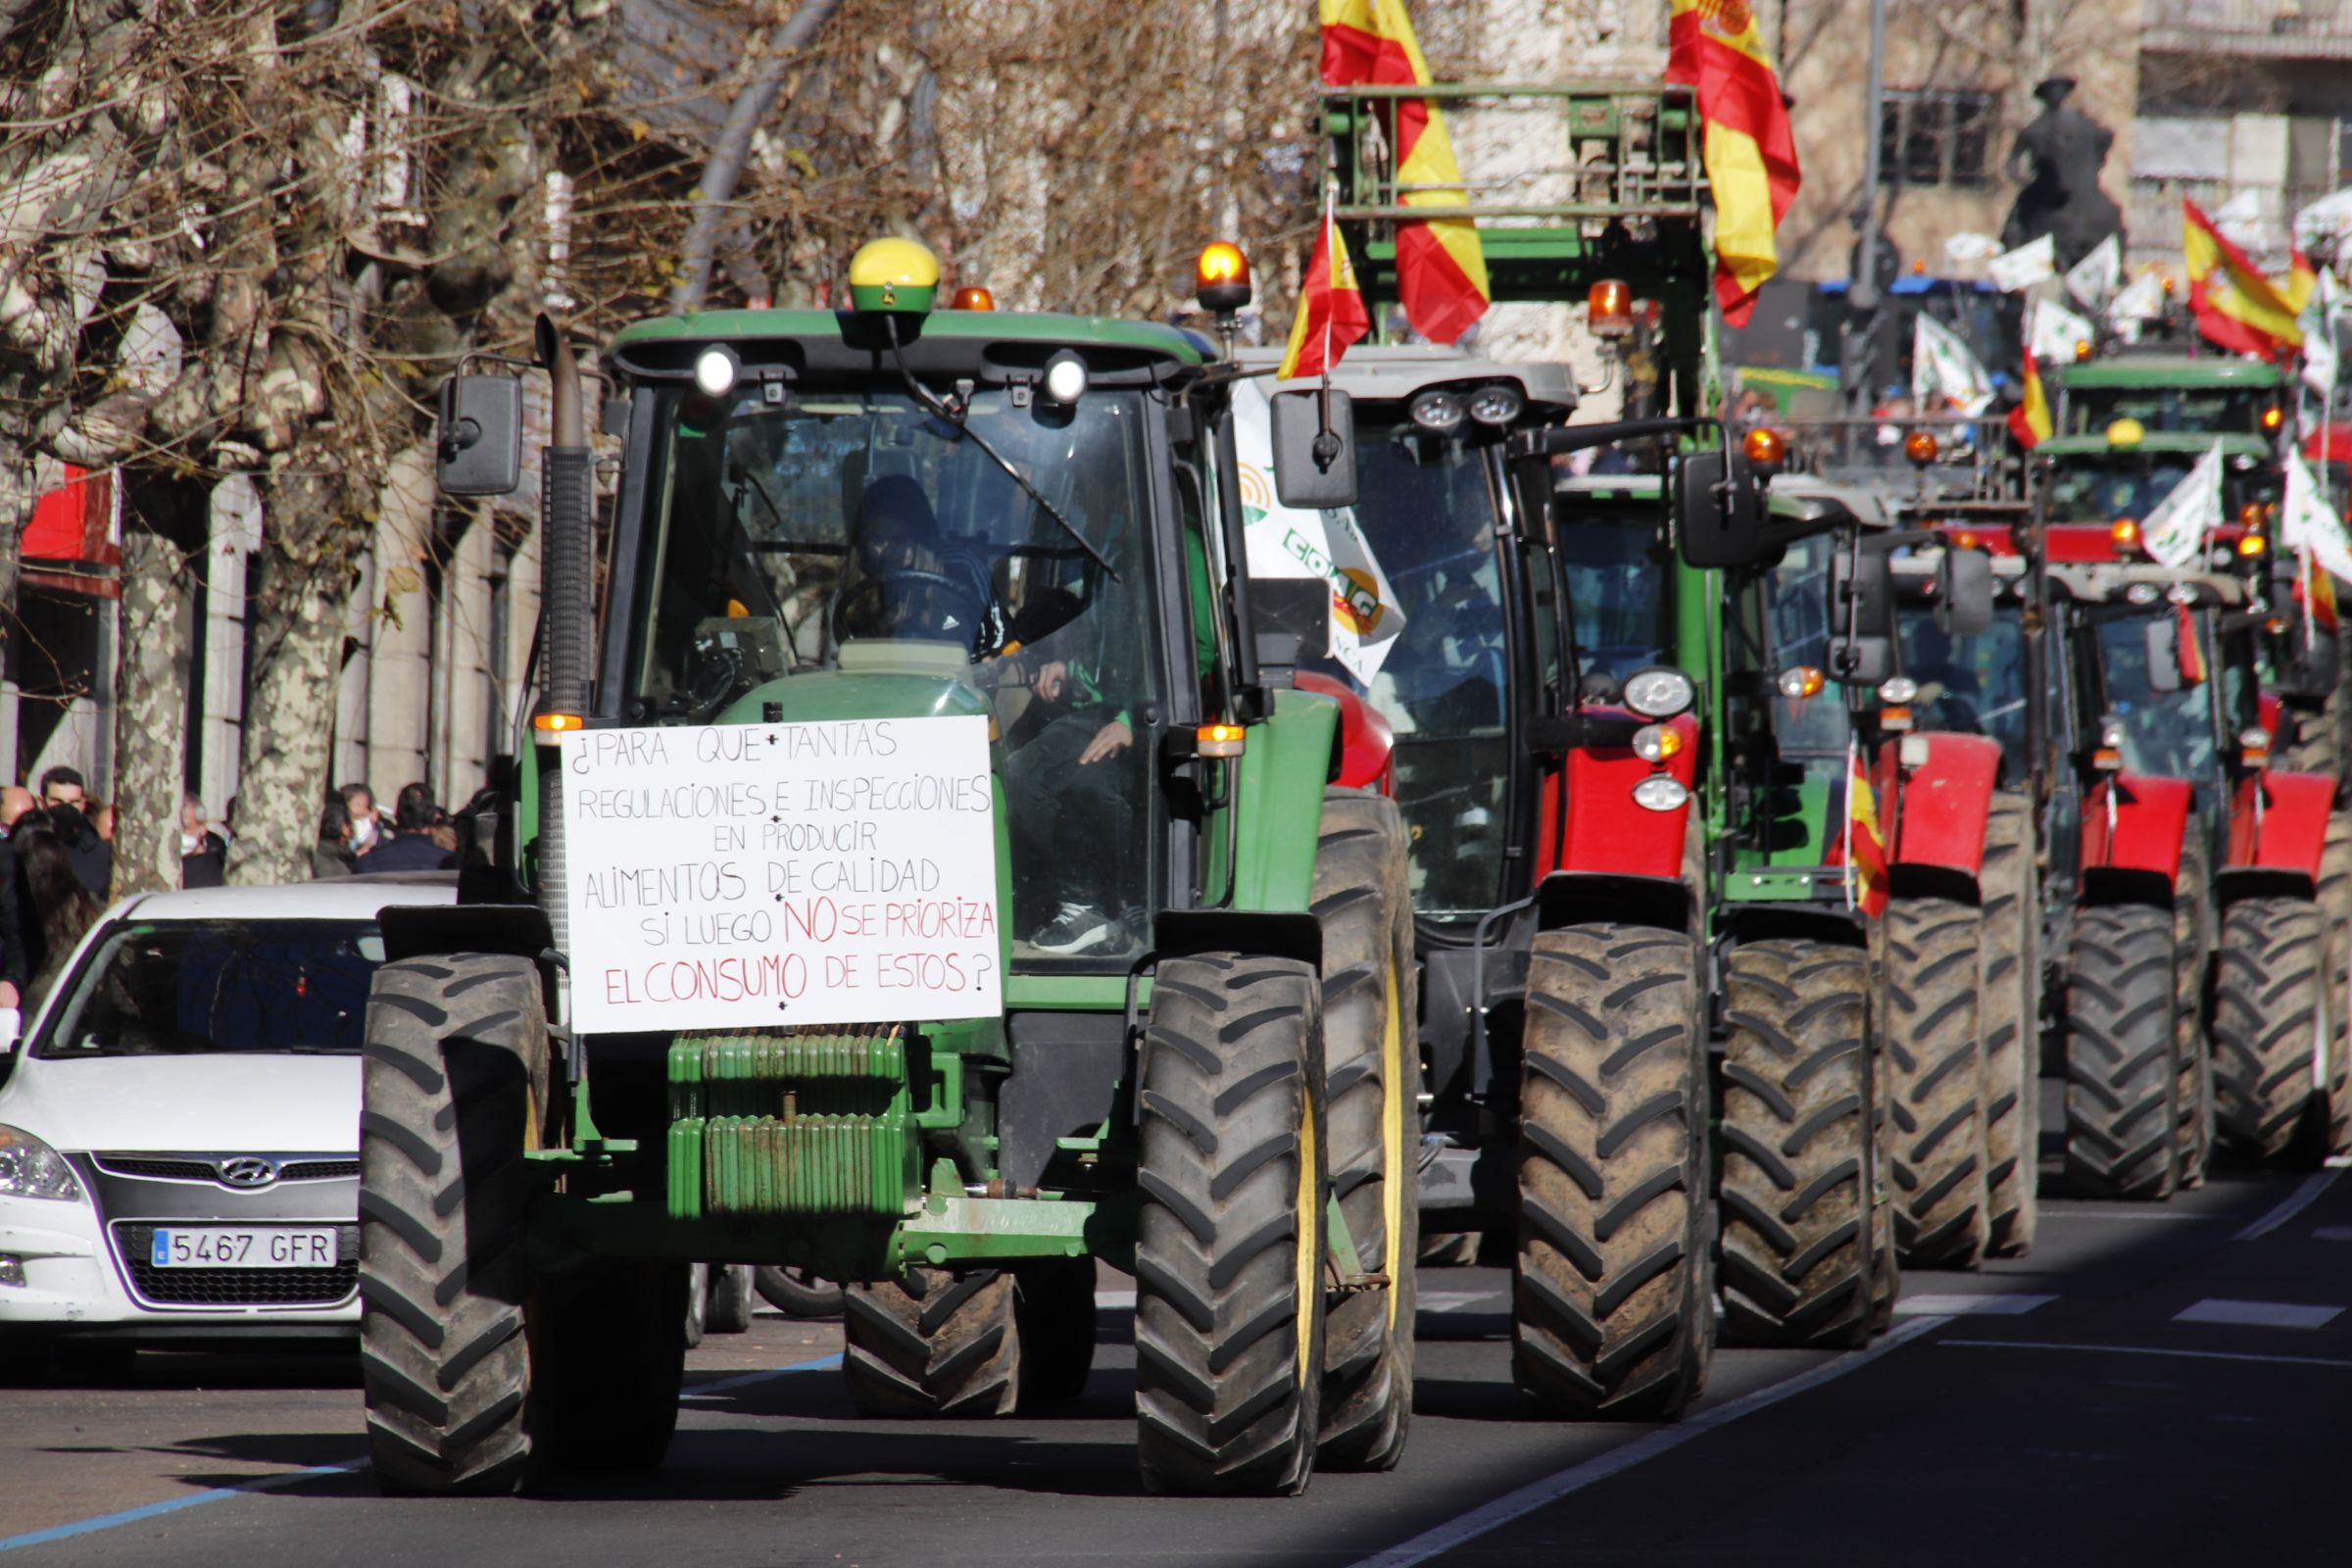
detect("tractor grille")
[110,1224,361,1307]
[666,1027,916,1218]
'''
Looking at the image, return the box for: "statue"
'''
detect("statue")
[2002,76,2124,269]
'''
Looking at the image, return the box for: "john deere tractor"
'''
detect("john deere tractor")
[360,238,1419,1496]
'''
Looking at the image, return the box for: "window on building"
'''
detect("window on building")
[1879,91,1998,190]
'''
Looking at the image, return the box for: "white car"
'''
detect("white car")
[0,876,454,1373]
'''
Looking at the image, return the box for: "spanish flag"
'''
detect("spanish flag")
[2007,346,2053,449]
[1667,0,1800,328]
[2183,199,2303,361]
[1319,0,1491,347]
[1278,210,1372,381]
[2285,246,2320,316]
[1846,741,1889,919]
[2175,602,2208,685]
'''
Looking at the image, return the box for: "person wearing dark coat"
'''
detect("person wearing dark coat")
[357,782,456,873]
[39,804,111,901]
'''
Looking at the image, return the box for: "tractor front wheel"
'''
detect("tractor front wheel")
[1719,941,1886,1348]
[2213,896,2333,1163]
[2063,905,2180,1199]
[2173,840,2216,1188]
[843,1267,1021,1417]
[1513,924,1712,1419]
[1981,792,2040,1258]
[1134,953,1328,1497]
[1883,898,1990,1268]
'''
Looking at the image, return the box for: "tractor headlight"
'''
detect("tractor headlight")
[1622,666,1695,719]
[1467,383,1525,425]
[2126,582,2161,606]
[1631,775,1690,812]
[0,1126,82,1203]
[1631,723,1684,763]
[1409,389,1465,434]
[1043,351,1089,405]
[692,346,741,399]
[1877,676,1920,704]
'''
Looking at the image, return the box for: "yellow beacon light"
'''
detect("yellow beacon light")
[848,237,942,314]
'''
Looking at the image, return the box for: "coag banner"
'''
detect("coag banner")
[562,714,1003,1032]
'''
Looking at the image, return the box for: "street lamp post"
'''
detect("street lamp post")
[1844,0,1889,416]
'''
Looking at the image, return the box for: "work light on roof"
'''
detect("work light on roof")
[693,345,740,399]
[1467,383,1525,425]
[1410,388,1464,434]
[1042,351,1089,405]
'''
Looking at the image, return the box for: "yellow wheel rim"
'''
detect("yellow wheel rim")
[1294,1095,1318,1384]
[1380,958,1405,1332]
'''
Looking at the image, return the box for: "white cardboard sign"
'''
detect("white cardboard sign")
[561,715,1002,1032]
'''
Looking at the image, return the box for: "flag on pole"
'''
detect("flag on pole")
[1277,205,1372,381]
[1319,1,1490,346]
[2008,346,2054,448]
[1843,740,1889,919]
[2282,449,2352,585]
[2108,270,2169,330]
[2138,437,2228,568]
[1912,312,1994,416]
[2174,602,2208,685]
[2183,198,2304,360]
[1986,233,2057,292]
[1666,0,1800,327]
[2065,233,2123,311]
[2028,296,2098,365]
[2284,246,2321,315]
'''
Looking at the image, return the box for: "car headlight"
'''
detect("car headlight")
[0,1126,81,1202]
[1622,666,1695,719]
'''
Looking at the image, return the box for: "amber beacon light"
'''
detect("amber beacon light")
[1195,242,1252,316]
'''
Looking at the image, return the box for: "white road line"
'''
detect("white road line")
[1098,1290,1137,1309]
[2234,1170,2341,1242]
[1342,1314,1952,1568]
[2174,1298,2344,1330]
[1941,1339,2352,1371]
[1893,1293,2054,1317]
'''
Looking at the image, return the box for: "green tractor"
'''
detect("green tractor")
[361,237,1420,1495]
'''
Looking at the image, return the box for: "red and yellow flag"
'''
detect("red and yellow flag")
[2008,346,2054,449]
[2285,246,2320,316]
[2183,199,2304,361]
[1667,0,1800,327]
[1278,212,1372,381]
[1846,744,1889,919]
[1319,0,1491,346]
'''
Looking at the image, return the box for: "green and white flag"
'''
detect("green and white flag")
[2139,438,2226,569]
[1912,312,1994,416]
[2282,450,2352,583]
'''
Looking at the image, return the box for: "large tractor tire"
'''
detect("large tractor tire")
[2213,896,2334,1163]
[682,1263,710,1349]
[1513,924,1712,1420]
[843,1267,1020,1417]
[755,1264,845,1319]
[1311,789,1417,1471]
[2278,700,2342,778]
[2063,905,2180,1200]
[2321,814,2352,1160]
[706,1263,757,1334]
[1719,941,1885,1348]
[1883,898,1989,1269]
[2172,839,2216,1188]
[1134,954,1328,1497]
[1980,793,2040,1258]
[361,953,687,1494]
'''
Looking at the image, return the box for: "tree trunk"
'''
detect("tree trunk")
[111,485,199,897]
[224,469,364,886]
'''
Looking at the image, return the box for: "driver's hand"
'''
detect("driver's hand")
[1034,661,1068,702]
[1078,720,1132,764]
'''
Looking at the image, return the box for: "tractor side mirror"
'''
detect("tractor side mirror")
[1828,543,1897,686]
[2143,613,2184,694]
[1676,449,1764,568]
[1935,547,1995,636]
[1271,390,1357,510]
[1829,634,1897,687]
[437,374,524,497]
[1248,577,1331,676]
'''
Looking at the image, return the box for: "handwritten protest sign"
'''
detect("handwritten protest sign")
[561,714,1002,1032]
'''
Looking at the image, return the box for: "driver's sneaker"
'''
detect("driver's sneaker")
[1032,902,1117,956]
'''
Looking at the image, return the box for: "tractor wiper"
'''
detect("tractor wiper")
[883,316,1119,581]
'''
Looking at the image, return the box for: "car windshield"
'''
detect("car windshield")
[637,386,1157,722]
[2093,611,2217,779]
[34,920,387,1058]
[1346,417,1508,914]
[1555,498,1672,685]
[2066,383,2271,439]
[1899,602,2031,775]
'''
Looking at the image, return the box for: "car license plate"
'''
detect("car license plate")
[149,1228,338,1269]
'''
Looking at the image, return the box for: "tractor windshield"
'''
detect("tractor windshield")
[633,383,1166,961]
[2043,452,2270,525]
[1554,501,1672,685]
[1346,418,1509,914]
[1765,531,1851,758]
[1897,603,2032,775]
[2065,383,2273,440]
[2090,610,2219,779]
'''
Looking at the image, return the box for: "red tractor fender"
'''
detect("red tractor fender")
[2079,772,2193,891]
[2258,690,2283,743]
[1294,669,1396,796]
[1537,710,1700,883]
[1883,731,2004,883]
[2223,767,2334,888]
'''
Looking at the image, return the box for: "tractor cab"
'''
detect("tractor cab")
[2052,354,2289,445]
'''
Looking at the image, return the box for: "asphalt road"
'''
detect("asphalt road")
[5,1108,2349,1565]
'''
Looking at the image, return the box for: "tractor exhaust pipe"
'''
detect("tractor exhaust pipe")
[535,315,594,965]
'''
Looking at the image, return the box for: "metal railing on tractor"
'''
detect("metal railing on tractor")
[1775,416,2020,502]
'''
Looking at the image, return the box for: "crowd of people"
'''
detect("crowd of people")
[313,781,462,879]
